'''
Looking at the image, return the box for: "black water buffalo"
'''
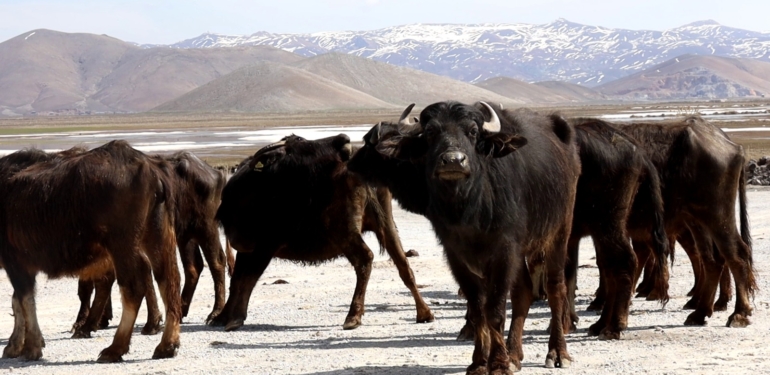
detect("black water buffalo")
[211,133,433,331]
[616,117,754,327]
[0,141,181,362]
[558,118,670,339]
[351,102,581,373]
[70,151,235,338]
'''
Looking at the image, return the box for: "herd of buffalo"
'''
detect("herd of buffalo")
[0,101,755,374]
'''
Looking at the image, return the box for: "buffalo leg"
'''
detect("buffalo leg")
[678,230,704,309]
[141,271,163,336]
[715,230,754,328]
[198,225,229,324]
[714,266,733,312]
[564,236,580,331]
[587,266,605,311]
[683,225,721,326]
[588,235,636,340]
[544,229,573,369]
[632,240,652,298]
[209,250,273,331]
[72,279,95,334]
[146,235,182,360]
[445,251,488,375]
[341,236,374,330]
[3,293,27,358]
[375,198,434,324]
[507,254,534,372]
[98,255,151,363]
[72,273,115,338]
[3,268,43,360]
[483,247,515,375]
[100,295,113,329]
[179,237,204,320]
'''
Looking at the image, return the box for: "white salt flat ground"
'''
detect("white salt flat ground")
[0,188,769,374]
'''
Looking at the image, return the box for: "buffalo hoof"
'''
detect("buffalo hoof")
[634,291,649,299]
[456,323,475,341]
[417,310,435,324]
[98,316,111,330]
[545,349,571,369]
[684,313,707,326]
[152,342,179,359]
[343,316,362,330]
[205,309,224,325]
[225,318,245,332]
[71,321,85,333]
[489,366,514,375]
[21,346,43,361]
[682,298,698,310]
[142,322,163,336]
[466,364,488,375]
[207,313,228,327]
[713,299,729,312]
[587,322,603,337]
[586,300,604,312]
[598,328,621,341]
[71,329,92,339]
[97,346,125,363]
[2,344,23,359]
[727,314,751,328]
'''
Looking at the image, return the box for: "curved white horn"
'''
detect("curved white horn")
[480,102,501,132]
[398,103,416,126]
[398,103,422,134]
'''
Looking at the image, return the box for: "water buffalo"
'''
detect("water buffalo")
[0,141,181,362]
[211,133,433,331]
[616,116,754,327]
[70,151,235,338]
[351,102,581,373]
[558,118,670,339]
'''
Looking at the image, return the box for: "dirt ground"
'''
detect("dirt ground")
[0,186,768,375]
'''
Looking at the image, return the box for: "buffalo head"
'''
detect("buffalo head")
[387,101,527,182]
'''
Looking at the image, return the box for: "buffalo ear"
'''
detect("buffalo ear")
[373,134,427,161]
[251,148,285,171]
[479,133,527,158]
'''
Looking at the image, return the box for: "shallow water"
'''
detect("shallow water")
[0,125,373,159]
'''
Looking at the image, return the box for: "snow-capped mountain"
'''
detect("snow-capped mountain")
[164,19,770,86]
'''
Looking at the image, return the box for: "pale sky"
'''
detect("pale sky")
[0,0,768,45]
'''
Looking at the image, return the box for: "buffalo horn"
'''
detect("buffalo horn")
[398,103,421,134]
[479,101,501,132]
[369,122,381,144]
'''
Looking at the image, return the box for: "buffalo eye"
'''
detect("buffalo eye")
[467,126,479,138]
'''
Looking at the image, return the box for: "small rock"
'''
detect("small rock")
[270,279,289,285]
[405,249,419,257]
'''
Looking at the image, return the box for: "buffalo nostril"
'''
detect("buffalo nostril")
[442,152,467,165]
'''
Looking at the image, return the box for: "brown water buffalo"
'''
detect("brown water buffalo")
[211,134,433,331]
[350,102,581,373]
[0,141,181,362]
[71,151,235,338]
[616,116,754,327]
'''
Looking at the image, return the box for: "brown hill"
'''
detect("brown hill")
[153,61,395,113]
[292,53,520,106]
[93,46,302,111]
[596,54,770,99]
[474,76,603,104]
[532,81,607,101]
[0,29,302,115]
[0,29,136,115]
